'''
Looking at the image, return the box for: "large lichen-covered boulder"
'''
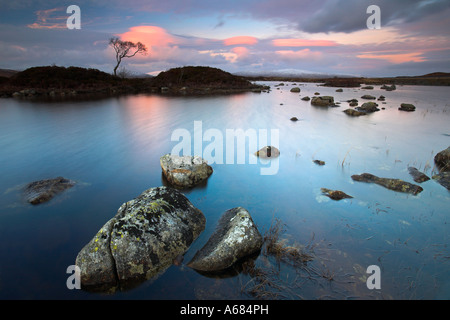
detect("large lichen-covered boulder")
[351,173,423,195]
[75,186,206,292]
[187,207,263,272]
[160,154,213,189]
[24,177,76,205]
[434,147,450,172]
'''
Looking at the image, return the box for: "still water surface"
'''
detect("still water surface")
[0,82,449,299]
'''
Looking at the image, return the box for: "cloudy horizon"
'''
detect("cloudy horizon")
[1,0,450,77]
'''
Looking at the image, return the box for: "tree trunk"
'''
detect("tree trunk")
[113,58,122,77]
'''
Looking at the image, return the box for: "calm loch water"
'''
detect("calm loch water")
[0,82,449,299]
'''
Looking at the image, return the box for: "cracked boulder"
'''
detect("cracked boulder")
[75,186,206,292]
[160,154,213,189]
[187,207,263,272]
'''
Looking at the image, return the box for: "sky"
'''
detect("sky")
[0,0,449,77]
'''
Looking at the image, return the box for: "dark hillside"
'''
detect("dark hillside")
[151,66,255,88]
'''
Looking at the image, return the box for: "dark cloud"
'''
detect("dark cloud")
[297,0,450,34]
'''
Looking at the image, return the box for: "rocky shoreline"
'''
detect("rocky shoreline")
[0,65,267,99]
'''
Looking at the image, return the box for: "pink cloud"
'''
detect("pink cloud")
[120,26,179,47]
[231,46,250,58]
[27,7,67,29]
[357,52,426,64]
[118,26,182,60]
[223,36,258,46]
[272,38,337,47]
[276,49,322,61]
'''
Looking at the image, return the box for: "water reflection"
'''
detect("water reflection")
[0,82,449,299]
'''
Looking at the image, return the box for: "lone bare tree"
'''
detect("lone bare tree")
[109,37,148,77]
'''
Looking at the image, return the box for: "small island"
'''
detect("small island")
[0,65,266,99]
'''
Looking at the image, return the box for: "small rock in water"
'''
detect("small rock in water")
[255,146,280,158]
[321,188,353,200]
[351,173,423,195]
[343,109,367,116]
[399,103,416,112]
[24,177,76,205]
[311,96,334,106]
[408,167,430,183]
[290,117,299,121]
[313,160,325,166]
[361,95,376,100]
[160,154,213,189]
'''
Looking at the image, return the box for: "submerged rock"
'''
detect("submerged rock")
[432,172,450,190]
[408,167,430,183]
[351,173,423,195]
[321,188,353,200]
[187,207,263,272]
[434,147,450,172]
[361,95,376,100]
[75,186,206,292]
[24,177,76,205]
[160,154,213,189]
[399,103,416,112]
[255,146,280,158]
[347,99,358,107]
[301,96,311,101]
[381,84,396,91]
[313,160,325,166]
[311,96,335,106]
[356,102,380,113]
[343,109,367,116]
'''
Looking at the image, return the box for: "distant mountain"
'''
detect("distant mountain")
[416,72,450,78]
[234,68,357,79]
[0,68,19,78]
